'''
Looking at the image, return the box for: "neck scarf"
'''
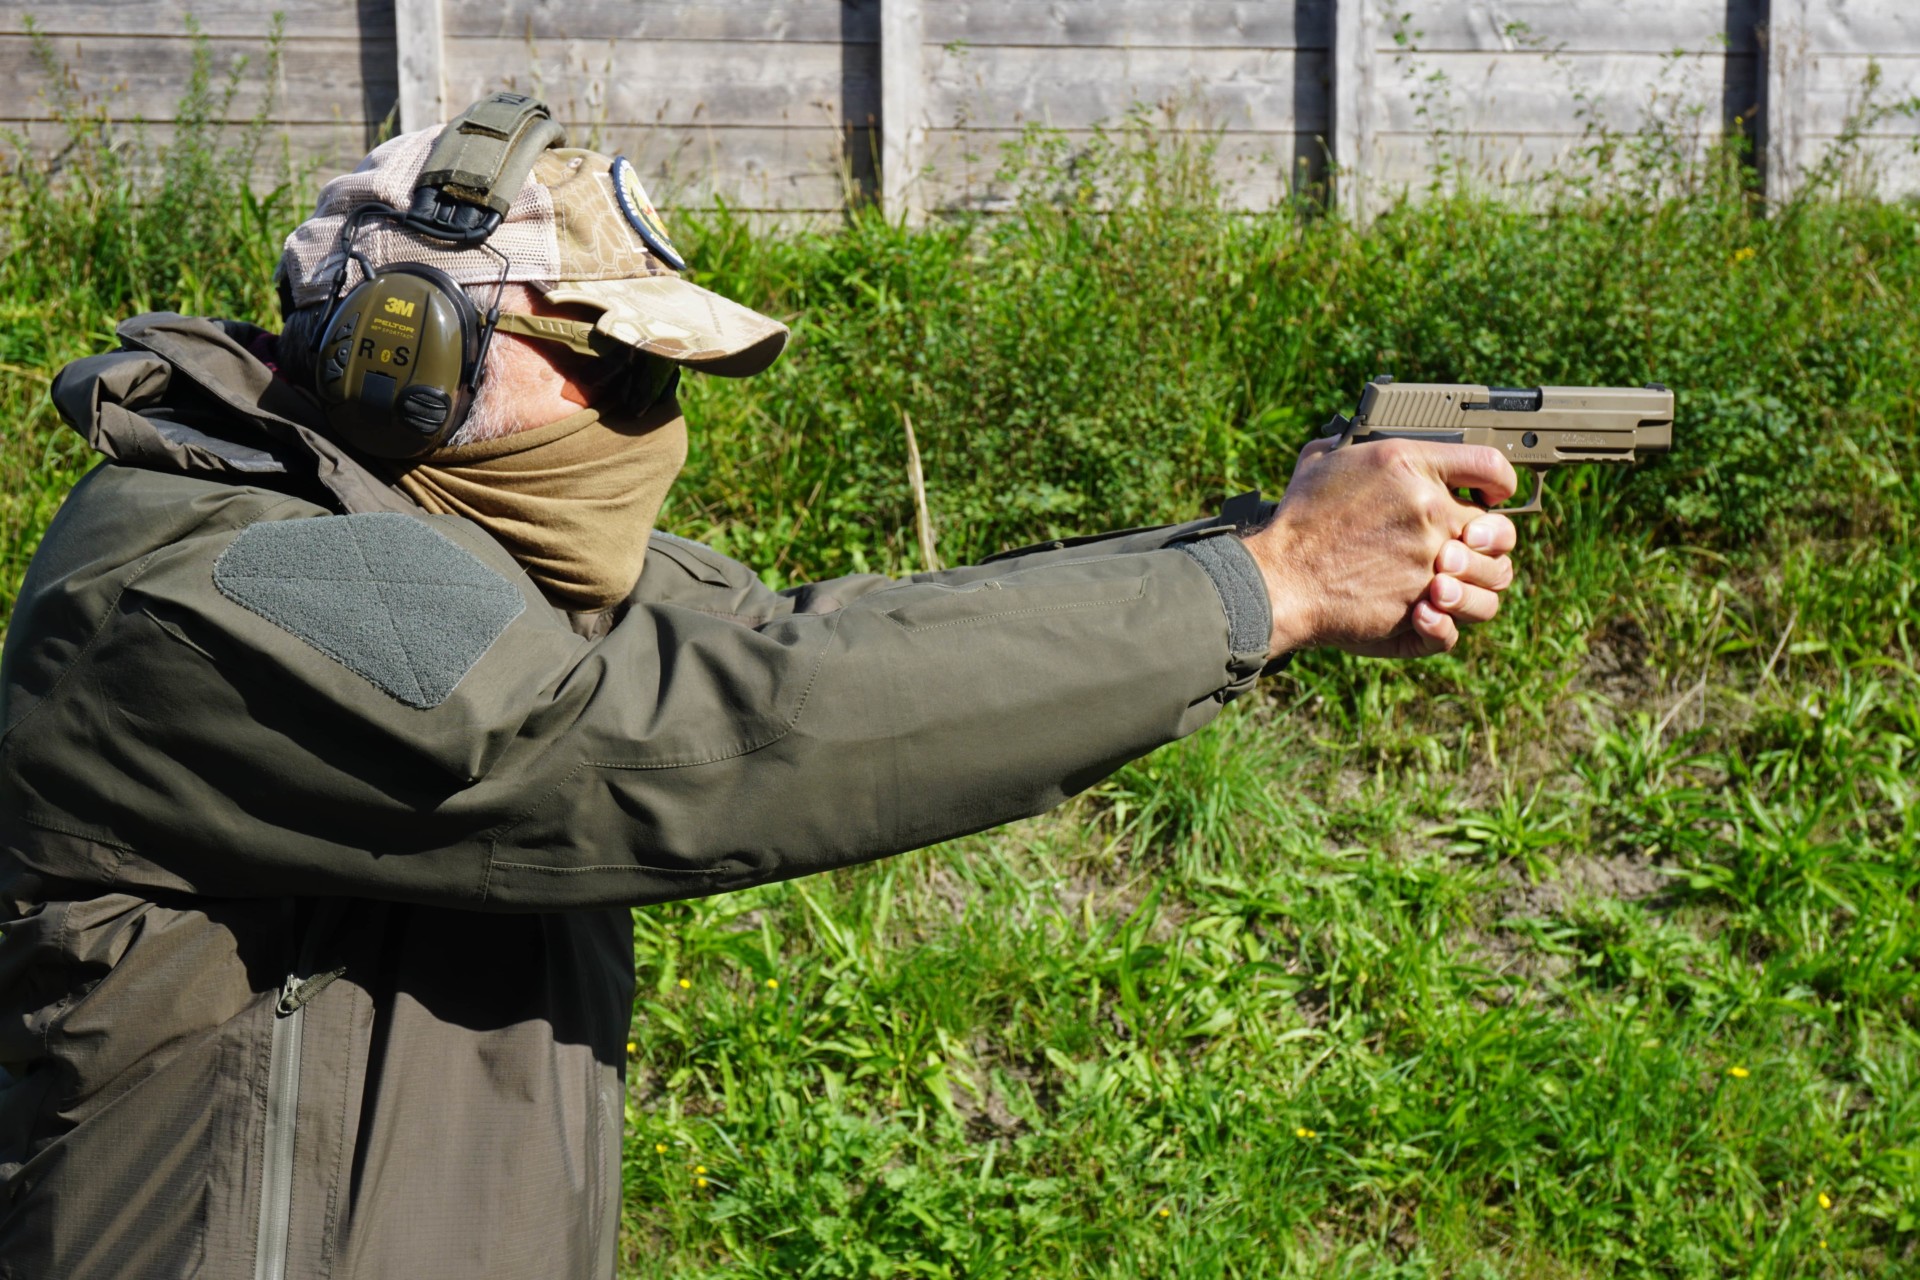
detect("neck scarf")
[393,403,687,611]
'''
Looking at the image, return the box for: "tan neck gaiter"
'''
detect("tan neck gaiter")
[393,403,688,611]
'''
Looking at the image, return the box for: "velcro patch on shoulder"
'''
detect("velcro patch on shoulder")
[213,513,526,709]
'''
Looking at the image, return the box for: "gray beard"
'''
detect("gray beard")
[448,373,516,446]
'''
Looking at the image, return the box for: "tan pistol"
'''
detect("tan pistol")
[1321,376,1675,513]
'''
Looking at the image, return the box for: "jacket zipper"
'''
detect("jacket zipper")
[253,907,346,1280]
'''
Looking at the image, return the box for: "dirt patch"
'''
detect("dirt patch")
[1581,615,1660,706]
[950,1064,1030,1142]
[914,864,978,925]
[1460,854,1678,999]
[1498,853,1672,919]
[1046,874,1192,943]
[954,1048,1063,1140]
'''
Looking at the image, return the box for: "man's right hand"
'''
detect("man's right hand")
[1239,438,1521,660]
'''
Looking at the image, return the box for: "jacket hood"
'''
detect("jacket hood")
[50,312,417,514]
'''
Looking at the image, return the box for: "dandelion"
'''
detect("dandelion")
[1158,1207,1171,1218]
[696,1177,709,1188]
[766,978,779,990]
[1819,1239,1828,1249]
[654,1143,668,1155]
[695,1165,707,1175]
[1818,1192,1832,1210]
[1728,1066,1750,1078]
[678,978,691,990]
[625,1041,637,1055]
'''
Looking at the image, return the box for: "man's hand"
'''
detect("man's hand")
[1240,438,1520,660]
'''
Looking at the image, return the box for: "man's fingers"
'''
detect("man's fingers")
[1436,542,1514,591]
[1430,575,1502,624]
[1409,600,1458,653]
[1399,442,1521,507]
[1463,513,1516,555]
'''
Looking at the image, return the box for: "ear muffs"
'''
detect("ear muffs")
[313,262,485,459]
[307,95,569,459]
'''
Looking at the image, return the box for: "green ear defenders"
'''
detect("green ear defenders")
[307,92,564,459]
[313,255,492,458]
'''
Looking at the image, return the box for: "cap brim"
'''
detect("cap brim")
[541,276,788,377]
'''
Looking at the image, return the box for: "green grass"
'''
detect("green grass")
[2,38,1917,1278]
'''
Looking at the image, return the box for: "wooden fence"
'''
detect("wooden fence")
[5,1,1917,217]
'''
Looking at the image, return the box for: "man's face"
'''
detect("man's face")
[463,287,639,442]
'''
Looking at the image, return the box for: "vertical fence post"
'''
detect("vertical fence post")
[1332,0,1377,223]
[1763,0,1808,201]
[395,0,448,132]
[881,0,926,223]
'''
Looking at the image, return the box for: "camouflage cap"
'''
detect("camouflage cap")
[279,127,788,376]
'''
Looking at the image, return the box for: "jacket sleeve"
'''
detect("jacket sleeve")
[635,505,1266,623]
[1,476,1272,911]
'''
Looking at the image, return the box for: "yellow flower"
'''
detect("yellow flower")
[1295,1127,1317,1139]
[678,978,691,990]
[1732,246,1757,263]
[1818,1192,1832,1210]
[1728,1066,1750,1078]
[766,978,779,990]
[625,1041,637,1055]
[1158,1207,1171,1218]
[1819,1239,1828,1249]
[694,1165,707,1174]
[696,1177,709,1188]
[654,1143,668,1154]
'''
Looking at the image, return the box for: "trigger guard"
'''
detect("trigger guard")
[1504,469,1547,515]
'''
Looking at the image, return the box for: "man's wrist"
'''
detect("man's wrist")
[1235,523,1317,660]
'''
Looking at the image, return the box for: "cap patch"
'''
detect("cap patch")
[611,155,686,272]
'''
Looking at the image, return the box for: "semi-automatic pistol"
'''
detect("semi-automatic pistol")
[1321,376,1675,513]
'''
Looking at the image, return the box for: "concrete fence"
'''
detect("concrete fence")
[6,1,1917,217]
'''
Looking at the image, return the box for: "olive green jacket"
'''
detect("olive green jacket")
[0,315,1269,1278]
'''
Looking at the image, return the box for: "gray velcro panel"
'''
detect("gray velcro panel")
[213,513,526,709]
[1176,535,1272,657]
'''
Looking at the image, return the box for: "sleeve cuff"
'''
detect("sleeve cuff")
[1171,532,1288,698]
[1175,535,1271,656]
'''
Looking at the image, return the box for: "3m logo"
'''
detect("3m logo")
[383,297,418,318]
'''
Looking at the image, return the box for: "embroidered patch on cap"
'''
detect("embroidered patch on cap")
[213,514,526,709]
[611,155,687,272]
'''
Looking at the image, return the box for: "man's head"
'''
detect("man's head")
[276,118,788,454]
[279,281,650,445]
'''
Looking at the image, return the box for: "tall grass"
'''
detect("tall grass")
[1,30,1916,1277]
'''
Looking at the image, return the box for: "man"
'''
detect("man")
[0,103,1517,1278]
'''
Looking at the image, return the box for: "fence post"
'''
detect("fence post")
[1332,0,1378,223]
[881,0,926,223]
[395,0,448,132]
[1763,0,1808,201]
